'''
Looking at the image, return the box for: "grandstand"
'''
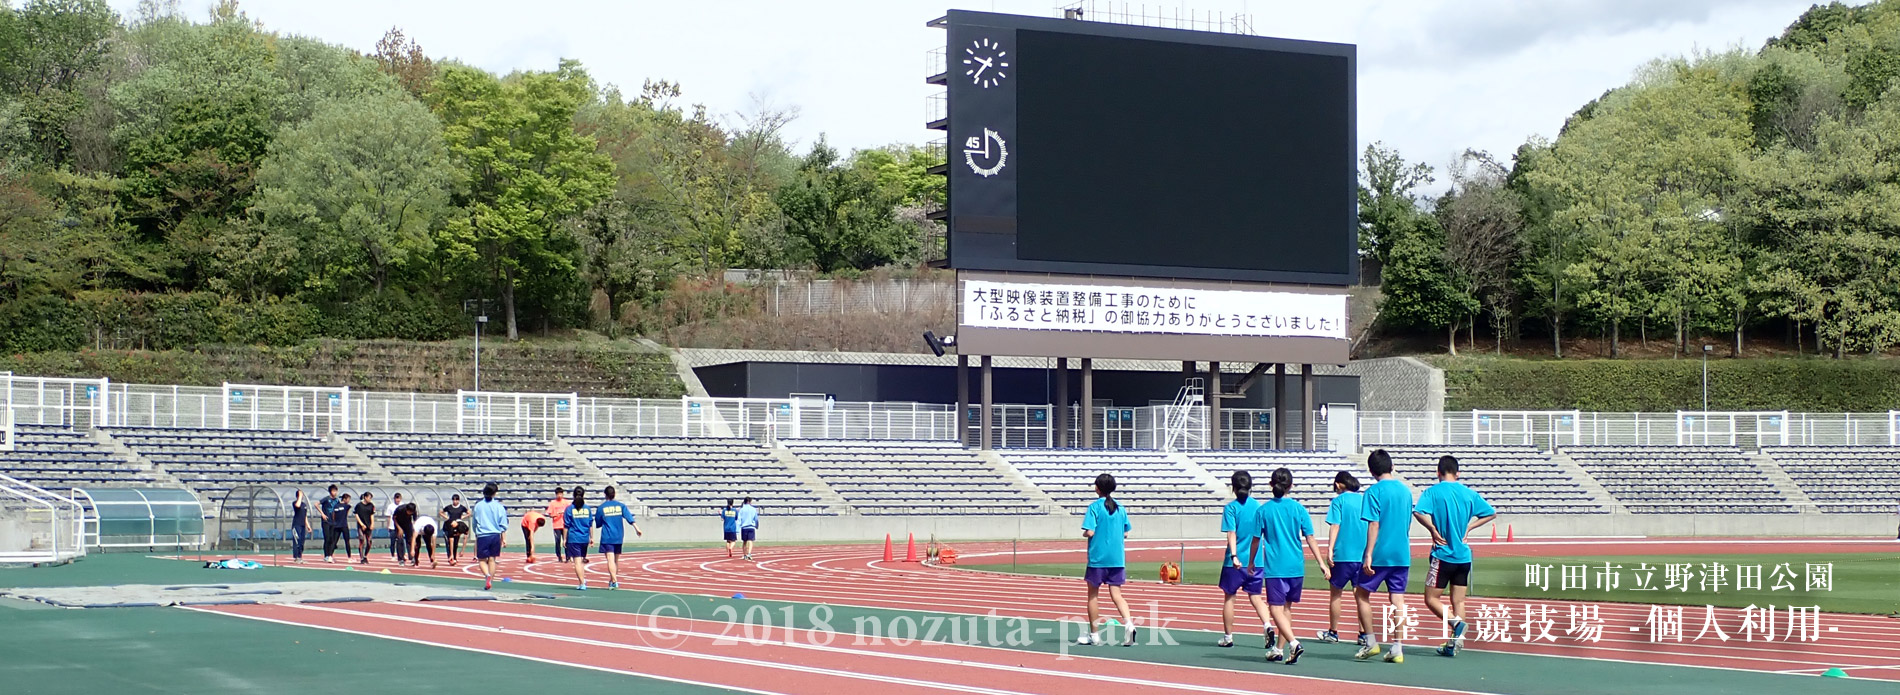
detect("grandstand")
[340,431,589,510]
[101,427,381,501]
[1563,445,1795,514]
[1003,449,1225,515]
[785,439,1044,515]
[1187,450,1355,515]
[0,424,161,492]
[1382,445,1606,514]
[565,435,833,516]
[1763,446,1900,513]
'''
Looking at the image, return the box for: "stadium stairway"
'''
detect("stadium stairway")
[326,436,406,486]
[1164,452,1232,499]
[90,428,188,491]
[1549,449,1627,514]
[547,437,630,509]
[768,446,869,515]
[975,450,1067,514]
[1746,452,1821,514]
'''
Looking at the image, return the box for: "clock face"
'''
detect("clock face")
[962,37,1010,89]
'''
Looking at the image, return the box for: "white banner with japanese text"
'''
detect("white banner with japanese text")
[959,280,1348,340]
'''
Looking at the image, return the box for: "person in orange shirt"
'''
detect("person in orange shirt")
[544,487,571,563]
[520,510,547,563]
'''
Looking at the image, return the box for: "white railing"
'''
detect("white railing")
[1357,410,1897,450]
[223,383,349,435]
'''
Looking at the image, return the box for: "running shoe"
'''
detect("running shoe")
[1437,642,1457,658]
[577,582,587,591]
[1356,633,1371,648]
[1076,632,1098,646]
[1316,629,1340,644]
[484,578,492,591]
[608,582,619,590]
[1265,647,1285,662]
[1122,628,1138,647]
[1216,634,1235,648]
[1384,646,1404,664]
[1451,620,1467,642]
[1354,644,1382,661]
[1264,627,1277,650]
[1284,642,1305,665]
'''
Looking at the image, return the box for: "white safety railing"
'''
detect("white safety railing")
[3,375,107,430]
[456,390,580,437]
[223,383,349,435]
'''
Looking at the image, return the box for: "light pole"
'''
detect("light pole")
[475,315,488,392]
[1701,344,1713,412]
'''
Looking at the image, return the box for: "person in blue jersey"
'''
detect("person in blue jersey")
[563,486,597,590]
[1247,468,1328,665]
[1079,473,1138,647]
[1319,471,1370,647]
[721,499,741,557]
[737,497,761,561]
[319,485,348,562]
[593,486,644,589]
[1216,471,1271,649]
[471,483,508,591]
[1356,448,1414,664]
[1413,455,1496,657]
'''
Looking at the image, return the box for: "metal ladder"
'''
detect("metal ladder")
[1163,378,1206,451]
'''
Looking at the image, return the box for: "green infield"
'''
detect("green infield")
[968,553,1900,615]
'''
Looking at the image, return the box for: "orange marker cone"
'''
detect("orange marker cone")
[883,534,893,562]
[1490,526,1497,543]
[1506,525,1514,542]
[904,533,919,562]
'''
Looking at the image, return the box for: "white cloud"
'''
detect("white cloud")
[124,0,1818,176]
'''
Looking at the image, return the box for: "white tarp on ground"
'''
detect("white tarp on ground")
[0,581,538,608]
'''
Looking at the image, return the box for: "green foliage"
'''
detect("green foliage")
[0,293,86,352]
[775,138,918,272]
[1440,355,1900,412]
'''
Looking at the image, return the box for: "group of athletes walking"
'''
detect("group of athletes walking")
[1080,448,1496,664]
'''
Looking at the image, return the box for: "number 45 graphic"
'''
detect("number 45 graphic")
[963,128,1008,177]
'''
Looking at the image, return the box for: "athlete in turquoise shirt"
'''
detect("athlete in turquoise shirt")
[1413,455,1497,657]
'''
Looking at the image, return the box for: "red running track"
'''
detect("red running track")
[198,537,1900,682]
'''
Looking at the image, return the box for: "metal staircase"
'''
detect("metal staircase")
[1162,378,1206,452]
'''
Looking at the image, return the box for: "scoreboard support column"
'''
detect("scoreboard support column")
[980,355,994,450]
[1207,361,1222,450]
[1273,363,1289,449]
[956,354,969,446]
[1302,364,1316,450]
[1080,358,1094,449]
[1055,358,1070,447]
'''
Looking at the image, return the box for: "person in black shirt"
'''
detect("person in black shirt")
[392,502,418,567]
[290,489,313,563]
[441,495,471,565]
[353,492,377,564]
[321,488,350,563]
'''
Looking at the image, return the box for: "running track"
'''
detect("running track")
[192,537,1900,688]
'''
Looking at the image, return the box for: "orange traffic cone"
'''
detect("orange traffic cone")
[1506,525,1514,542]
[1490,526,1497,543]
[904,533,919,562]
[883,534,893,562]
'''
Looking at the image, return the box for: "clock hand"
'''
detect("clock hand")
[974,63,988,79]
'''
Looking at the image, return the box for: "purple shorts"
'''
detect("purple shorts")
[564,542,588,561]
[1356,565,1410,593]
[1329,561,1363,589]
[1084,567,1126,587]
[1219,566,1264,596]
[1265,577,1304,605]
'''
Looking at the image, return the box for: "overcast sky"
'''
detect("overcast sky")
[123,0,1820,178]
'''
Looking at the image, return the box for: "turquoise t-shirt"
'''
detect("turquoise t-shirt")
[1324,490,1369,563]
[1416,480,1496,564]
[1360,478,1415,567]
[1082,498,1131,568]
[1251,496,1314,579]
[1220,497,1261,565]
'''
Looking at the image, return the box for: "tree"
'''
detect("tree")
[371,27,435,99]
[251,91,455,295]
[1439,149,1523,352]
[0,0,120,167]
[1356,142,1435,275]
[775,139,916,272]
[1379,219,1477,354]
[431,61,614,339]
